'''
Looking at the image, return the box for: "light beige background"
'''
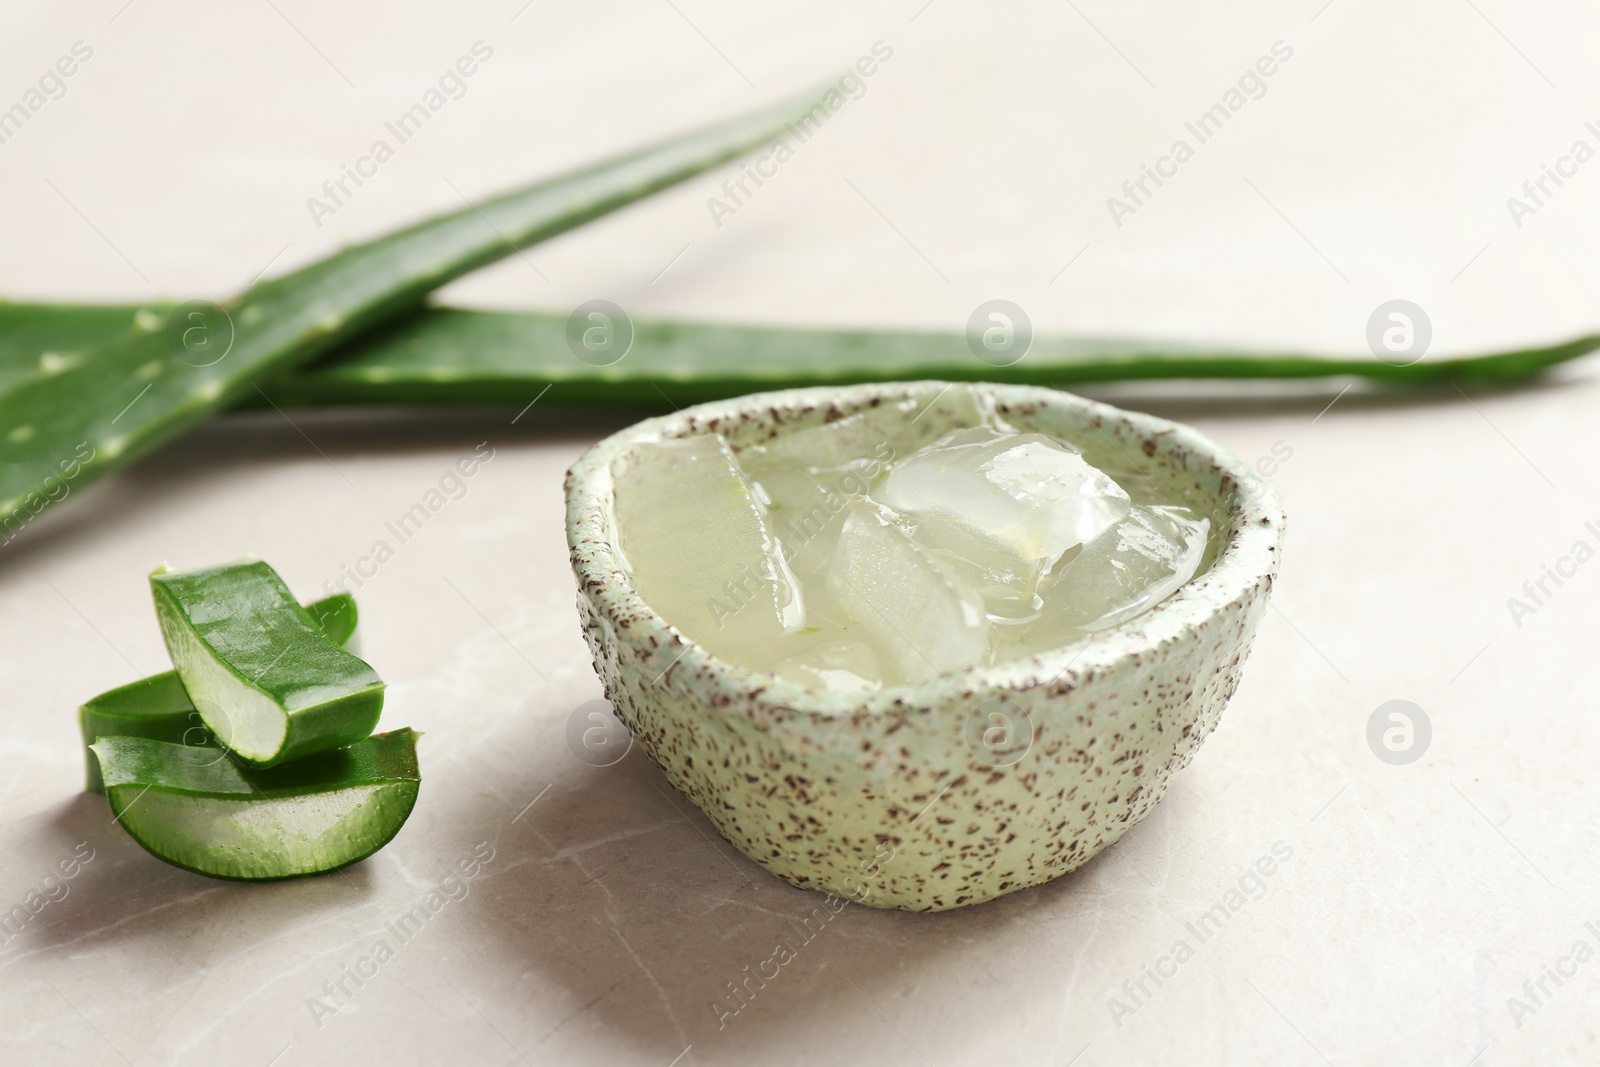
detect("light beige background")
[2,1,1598,1064]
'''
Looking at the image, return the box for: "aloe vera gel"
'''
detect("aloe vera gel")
[612,387,1210,691]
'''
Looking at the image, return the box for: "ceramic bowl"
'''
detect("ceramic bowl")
[565,381,1284,912]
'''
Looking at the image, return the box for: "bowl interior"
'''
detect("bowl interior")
[574,380,1282,708]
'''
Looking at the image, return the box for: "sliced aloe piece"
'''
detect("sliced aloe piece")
[305,590,360,647]
[79,592,357,793]
[151,562,382,767]
[5,302,1598,412]
[827,501,989,684]
[93,729,420,881]
[612,434,804,664]
[0,91,825,535]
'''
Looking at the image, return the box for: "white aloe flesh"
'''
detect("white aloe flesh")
[825,502,989,684]
[157,600,288,759]
[110,783,410,880]
[993,505,1211,659]
[93,731,420,880]
[875,426,1132,565]
[748,466,872,576]
[775,639,882,694]
[613,396,1209,693]
[612,434,804,665]
[150,561,384,768]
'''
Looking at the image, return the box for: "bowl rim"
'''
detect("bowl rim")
[566,380,1285,717]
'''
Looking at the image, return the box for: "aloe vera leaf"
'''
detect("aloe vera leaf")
[306,589,360,646]
[151,561,383,767]
[93,728,420,881]
[79,592,357,793]
[0,93,823,535]
[6,302,1596,409]
[272,310,1600,405]
[0,301,167,395]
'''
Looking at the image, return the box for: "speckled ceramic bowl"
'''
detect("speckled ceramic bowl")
[565,382,1284,912]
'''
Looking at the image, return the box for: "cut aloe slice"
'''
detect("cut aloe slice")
[748,466,849,576]
[876,426,1132,565]
[304,591,360,648]
[79,592,357,792]
[612,434,804,664]
[992,504,1211,660]
[151,561,383,767]
[826,501,989,684]
[93,729,420,881]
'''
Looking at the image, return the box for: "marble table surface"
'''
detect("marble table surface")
[4,1,1599,1064]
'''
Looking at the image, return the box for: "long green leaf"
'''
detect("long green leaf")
[0,302,163,395]
[5,301,1595,412]
[0,91,820,537]
[280,309,1600,405]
